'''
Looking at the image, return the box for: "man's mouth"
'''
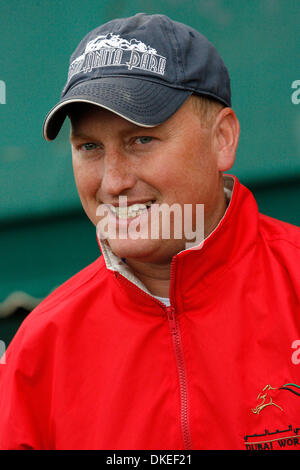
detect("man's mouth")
[109,200,156,219]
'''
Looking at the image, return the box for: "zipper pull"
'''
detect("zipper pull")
[166,306,176,334]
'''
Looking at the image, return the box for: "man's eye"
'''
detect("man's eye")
[81,143,99,151]
[135,136,153,145]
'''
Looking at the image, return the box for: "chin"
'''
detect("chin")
[107,238,161,261]
[107,237,186,265]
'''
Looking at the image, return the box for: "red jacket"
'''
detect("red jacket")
[1,175,300,450]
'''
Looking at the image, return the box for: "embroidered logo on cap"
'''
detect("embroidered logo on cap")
[67,33,167,83]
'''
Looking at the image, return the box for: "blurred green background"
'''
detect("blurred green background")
[0,0,299,345]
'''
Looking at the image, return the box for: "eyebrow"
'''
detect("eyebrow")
[69,131,97,142]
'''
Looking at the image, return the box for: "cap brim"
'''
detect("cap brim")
[43,77,192,141]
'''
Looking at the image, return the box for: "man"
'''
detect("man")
[0,13,300,451]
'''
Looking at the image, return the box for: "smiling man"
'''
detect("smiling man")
[0,13,300,451]
[67,97,237,297]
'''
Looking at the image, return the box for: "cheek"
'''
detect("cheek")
[150,153,206,197]
[72,158,101,198]
[72,160,102,226]
[162,158,218,205]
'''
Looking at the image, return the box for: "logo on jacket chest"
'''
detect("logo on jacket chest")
[251,382,300,415]
[244,424,300,450]
[243,382,300,450]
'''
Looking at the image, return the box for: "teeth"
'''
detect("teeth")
[111,200,153,218]
[130,203,147,211]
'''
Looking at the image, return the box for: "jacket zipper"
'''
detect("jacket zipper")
[166,304,193,450]
[114,269,193,450]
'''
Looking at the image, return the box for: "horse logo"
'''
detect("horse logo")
[85,34,158,55]
[251,383,300,415]
[252,384,283,415]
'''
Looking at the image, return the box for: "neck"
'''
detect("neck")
[125,259,172,297]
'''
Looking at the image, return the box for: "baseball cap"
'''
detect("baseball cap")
[43,13,231,141]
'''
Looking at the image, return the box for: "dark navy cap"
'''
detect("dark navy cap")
[43,13,231,141]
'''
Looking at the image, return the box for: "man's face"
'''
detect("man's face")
[69,98,226,264]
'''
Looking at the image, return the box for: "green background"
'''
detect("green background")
[0,0,299,345]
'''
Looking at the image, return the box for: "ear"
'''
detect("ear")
[212,108,240,172]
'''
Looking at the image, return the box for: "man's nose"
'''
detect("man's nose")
[101,151,137,196]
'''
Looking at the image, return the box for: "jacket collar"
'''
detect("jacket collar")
[96,174,258,300]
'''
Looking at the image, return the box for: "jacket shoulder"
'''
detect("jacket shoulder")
[254,213,300,302]
[259,213,300,249]
[20,255,107,327]
[2,255,108,369]
[0,257,108,450]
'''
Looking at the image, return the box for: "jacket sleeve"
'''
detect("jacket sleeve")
[0,316,53,450]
